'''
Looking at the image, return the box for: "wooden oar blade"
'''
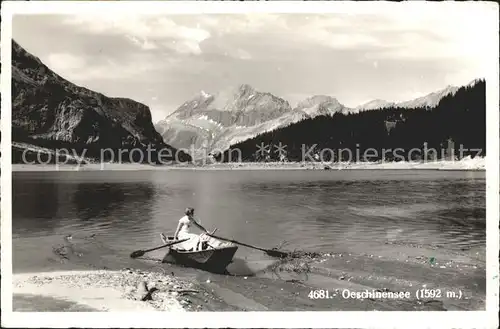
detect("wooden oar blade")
[265,249,289,258]
[130,250,145,259]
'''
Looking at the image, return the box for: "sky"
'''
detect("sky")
[12,6,494,123]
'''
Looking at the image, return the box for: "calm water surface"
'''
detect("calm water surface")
[12,170,486,273]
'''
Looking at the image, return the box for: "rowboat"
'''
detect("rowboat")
[160,234,238,274]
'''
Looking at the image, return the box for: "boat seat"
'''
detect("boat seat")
[160,233,215,251]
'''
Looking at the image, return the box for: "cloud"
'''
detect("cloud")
[236,49,252,60]
[57,10,490,64]
[165,39,205,55]
[61,15,211,55]
[46,53,86,71]
[209,10,489,61]
[45,51,164,82]
[125,35,157,50]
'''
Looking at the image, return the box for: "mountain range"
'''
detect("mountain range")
[156,80,478,160]
[217,79,485,163]
[10,40,190,164]
[8,40,485,165]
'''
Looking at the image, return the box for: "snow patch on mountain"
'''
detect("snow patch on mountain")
[398,85,460,109]
[191,115,224,130]
[356,99,395,111]
[355,79,482,111]
[212,110,308,151]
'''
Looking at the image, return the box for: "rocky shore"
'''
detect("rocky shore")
[13,269,230,312]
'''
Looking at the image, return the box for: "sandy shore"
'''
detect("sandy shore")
[12,269,212,312]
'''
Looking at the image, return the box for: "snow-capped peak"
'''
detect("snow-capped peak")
[238,84,255,93]
[397,85,460,109]
[293,95,344,117]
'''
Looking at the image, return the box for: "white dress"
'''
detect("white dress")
[177,215,203,251]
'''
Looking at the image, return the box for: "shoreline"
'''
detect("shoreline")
[11,241,486,312]
[12,269,226,312]
[12,158,486,172]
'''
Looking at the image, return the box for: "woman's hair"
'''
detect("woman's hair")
[185,207,195,216]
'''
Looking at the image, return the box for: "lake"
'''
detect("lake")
[13,169,486,274]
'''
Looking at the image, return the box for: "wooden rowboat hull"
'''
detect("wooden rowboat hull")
[161,236,238,273]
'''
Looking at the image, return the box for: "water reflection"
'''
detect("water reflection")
[72,182,155,222]
[73,183,126,220]
[13,175,158,241]
[13,180,58,219]
[13,179,60,234]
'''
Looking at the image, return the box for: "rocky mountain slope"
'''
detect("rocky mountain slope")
[397,85,461,109]
[11,40,190,164]
[155,84,300,157]
[294,95,350,118]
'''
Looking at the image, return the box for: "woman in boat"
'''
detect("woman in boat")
[174,207,210,251]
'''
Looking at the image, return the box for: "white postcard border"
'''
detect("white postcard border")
[1,1,498,328]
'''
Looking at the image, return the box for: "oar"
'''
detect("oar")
[208,234,289,258]
[130,238,189,259]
